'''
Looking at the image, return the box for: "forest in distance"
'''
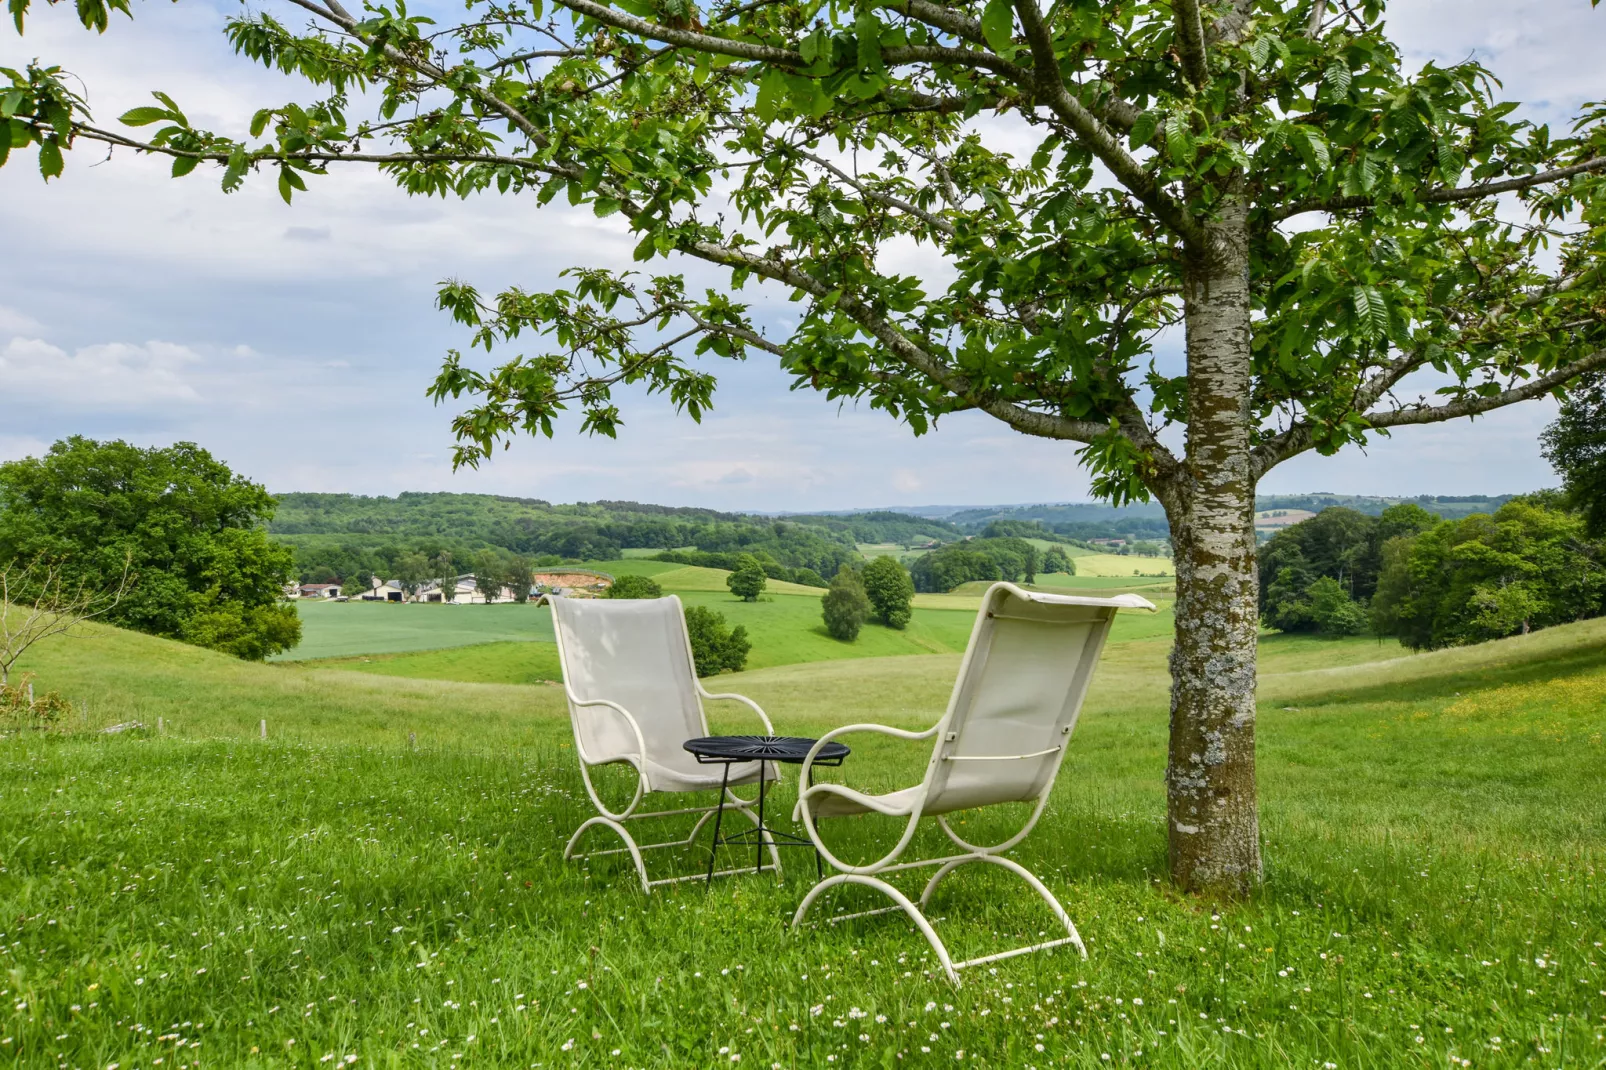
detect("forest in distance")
[274,490,1518,584]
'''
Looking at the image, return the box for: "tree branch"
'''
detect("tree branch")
[1271,155,1606,221]
[1011,0,1205,245]
[1252,348,1606,478]
[1172,0,1210,88]
[684,240,1114,443]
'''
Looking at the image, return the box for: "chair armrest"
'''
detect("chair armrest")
[798,722,940,800]
[695,687,776,735]
[568,696,648,770]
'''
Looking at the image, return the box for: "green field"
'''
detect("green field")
[7,593,1605,1068]
[274,601,557,661]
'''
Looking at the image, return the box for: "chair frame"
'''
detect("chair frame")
[790,583,1151,983]
[552,595,783,892]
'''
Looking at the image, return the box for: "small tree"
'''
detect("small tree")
[608,574,664,599]
[683,605,750,675]
[340,575,369,598]
[1041,547,1076,576]
[429,552,456,601]
[1306,577,1368,636]
[0,554,132,685]
[726,555,768,602]
[822,568,870,642]
[861,556,915,629]
[394,552,430,599]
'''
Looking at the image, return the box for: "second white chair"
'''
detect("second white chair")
[791,582,1153,983]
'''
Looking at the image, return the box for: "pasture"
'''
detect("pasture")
[5,591,1604,1068]
[277,602,555,662]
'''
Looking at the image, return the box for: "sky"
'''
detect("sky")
[0,0,1599,511]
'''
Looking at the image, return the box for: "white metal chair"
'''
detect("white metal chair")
[791,582,1154,983]
[550,594,782,891]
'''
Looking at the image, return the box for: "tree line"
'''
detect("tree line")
[1261,497,1605,649]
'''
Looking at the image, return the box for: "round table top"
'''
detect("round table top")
[684,735,850,764]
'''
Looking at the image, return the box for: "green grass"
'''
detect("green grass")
[11,611,1604,1069]
[275,602,555,661]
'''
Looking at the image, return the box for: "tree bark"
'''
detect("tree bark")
[1160,197,1264,896]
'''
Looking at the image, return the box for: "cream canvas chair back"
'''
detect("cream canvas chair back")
[549,594,707,767]
[920,583,1142,815]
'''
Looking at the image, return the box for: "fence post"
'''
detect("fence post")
[157,716,164,735]
[260,719,267,740]
[409,731,417,751]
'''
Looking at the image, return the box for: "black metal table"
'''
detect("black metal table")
[685,735,850,882]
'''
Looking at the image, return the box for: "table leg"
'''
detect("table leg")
[706,761,731,887]
[755,762,766,875]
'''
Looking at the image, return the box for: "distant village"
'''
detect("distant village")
[287,570,613,604]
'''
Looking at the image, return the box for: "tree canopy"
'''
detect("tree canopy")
[860,554,915,627]
[0,437,300,660]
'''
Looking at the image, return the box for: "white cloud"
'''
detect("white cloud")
[0,337,204,408]
[0,306,42,333]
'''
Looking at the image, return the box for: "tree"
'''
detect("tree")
[0,438,299,660]
[1543,371,1606,537]
[607,573,664,599]
[394,552,431,599]
[682,605,750,675]
[1041,547,1076,576]
[1370,499,1606,649]
[861,555,915,628]
[0,553,132,685]
[726,554,768,602]
[12,0,1606,895]
[821,567,870,641]
[429,552,457,601]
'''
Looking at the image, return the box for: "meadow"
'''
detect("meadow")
[4,563,1604,1069]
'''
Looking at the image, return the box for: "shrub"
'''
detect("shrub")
[726,554,768,601]
[861,555,914,629]
[607,574,664,599]
[821,567,870,641]
[0,674,74,733]
[683,605,750,675]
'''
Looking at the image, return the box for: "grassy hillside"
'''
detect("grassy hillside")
[6,613,1604,1068]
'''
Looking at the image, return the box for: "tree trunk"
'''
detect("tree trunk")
[1160,198,1264,897]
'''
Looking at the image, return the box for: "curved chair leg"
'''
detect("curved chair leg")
[564,816,651,894]
[918,854,1086,959]
[792,875,959,984]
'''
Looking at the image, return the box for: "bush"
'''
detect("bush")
[683,605,750,676]
[180,601,303,661]
[861,555,914,629]
[821,567,870,641]
[726,554,768,602]
[0,674,74,733]
[607,574,664,599]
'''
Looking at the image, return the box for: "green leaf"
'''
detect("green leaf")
[171,154,198,177]
[854,10,881,71]
[1164,112,1194,164]
[799,28,820,64]
[1323,62,1351,99]
[119,106,173,127]
[151,91,188,128]
[0,121,10,169]
[1294,126,1330,171]
[755,67,786,123]
[37,135,62,179]
[1129,110,1158,149]
[249,108,273,138]
[980,0,1013,53]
